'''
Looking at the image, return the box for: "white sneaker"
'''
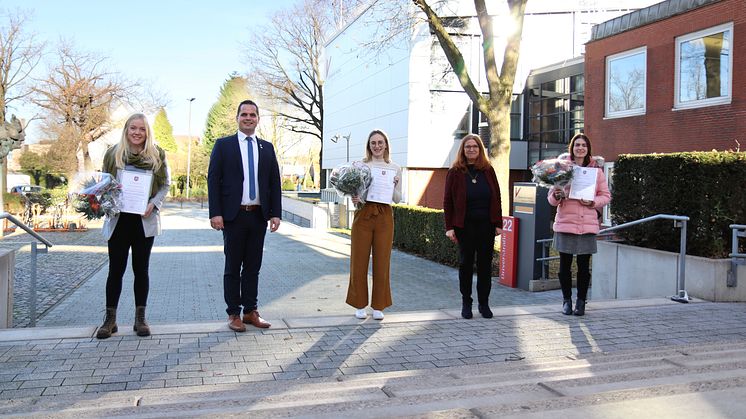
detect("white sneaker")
[355,309,367,319]
[372,310,384,320]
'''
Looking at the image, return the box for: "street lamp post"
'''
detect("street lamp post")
[186,97,195,199]
[330,133,352,228]
[330,133,350,162]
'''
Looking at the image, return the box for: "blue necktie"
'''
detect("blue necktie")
[248,138,256,200]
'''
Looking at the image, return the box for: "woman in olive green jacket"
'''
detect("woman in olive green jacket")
[96,113,170,339]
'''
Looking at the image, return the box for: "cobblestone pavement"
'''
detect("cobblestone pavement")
[2,220,108,327]
[8,201,563,328]
[0,300,745,399]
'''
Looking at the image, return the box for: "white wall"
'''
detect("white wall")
[323,3,412,171]
[322,0,663,173]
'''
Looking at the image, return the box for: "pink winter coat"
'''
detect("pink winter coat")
[547,154,611,235]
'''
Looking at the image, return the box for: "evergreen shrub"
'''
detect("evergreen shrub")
[392,204,459,266]
[611,151,746,258]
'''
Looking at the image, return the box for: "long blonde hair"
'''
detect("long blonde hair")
[362,129,391,163]
[113,113,162,171]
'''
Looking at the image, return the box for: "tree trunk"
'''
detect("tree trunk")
[487,105,511,217]
[318,145,326,189]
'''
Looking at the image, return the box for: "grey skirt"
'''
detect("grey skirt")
[553,232,597,255]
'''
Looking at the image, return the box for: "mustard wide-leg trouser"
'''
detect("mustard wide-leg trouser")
[346,203,394,310]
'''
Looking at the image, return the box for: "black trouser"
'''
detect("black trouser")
[455,219,495,305]
[106,213,155,308]
[558,252,591,300]
[222,209,267,316]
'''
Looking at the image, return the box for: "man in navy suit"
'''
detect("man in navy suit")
[208,99,281,332]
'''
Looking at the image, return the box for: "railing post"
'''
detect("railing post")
[671,219,689,303]
[540,241,547,280]
[30,241,37,327]
[729,225,746,287]
[730,226,738,287]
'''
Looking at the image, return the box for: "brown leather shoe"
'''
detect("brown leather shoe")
[228,314,246,332]
[243,310,271,328]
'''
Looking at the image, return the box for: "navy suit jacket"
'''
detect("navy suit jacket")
[207,134,282,222]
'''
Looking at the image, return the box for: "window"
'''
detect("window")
[525,70,584,164]
[605,47,646,118]
[675,22,733,109]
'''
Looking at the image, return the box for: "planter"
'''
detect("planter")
[592,241,746,302]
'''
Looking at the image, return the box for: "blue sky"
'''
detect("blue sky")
[1,0,298,139]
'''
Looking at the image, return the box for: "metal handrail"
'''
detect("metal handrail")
[727,224,746,287]
[1,213,53,247]
[1,212,53,327]
[536,238,558,280]
[599,214,690,303]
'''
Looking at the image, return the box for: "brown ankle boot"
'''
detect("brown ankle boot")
[96,307,117,339]
[134,306,151,337]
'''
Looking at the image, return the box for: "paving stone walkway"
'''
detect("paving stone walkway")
[14,202,562,328]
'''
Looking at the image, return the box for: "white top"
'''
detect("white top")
[238,131,260,206]
[363,158,402,204]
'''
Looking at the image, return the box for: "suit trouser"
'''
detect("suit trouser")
[106,213,154,308]
[454,219,495,305]
[346,203,393,310]
[222,209,267,316]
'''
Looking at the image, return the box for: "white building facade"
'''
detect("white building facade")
[322,0,660,208]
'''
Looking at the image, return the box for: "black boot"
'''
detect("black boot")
[574,299,586,316]
[96,307,118,339]
[461,301,473,319]
[478,304,493,319]
[562,299,573,315]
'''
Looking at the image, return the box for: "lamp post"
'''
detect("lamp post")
[330,133,350,162]
[186,97,195,199]
[330,133,352,228]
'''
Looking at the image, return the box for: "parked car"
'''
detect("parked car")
[9,185,44,195]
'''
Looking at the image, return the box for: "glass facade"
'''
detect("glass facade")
[526,68,585,165]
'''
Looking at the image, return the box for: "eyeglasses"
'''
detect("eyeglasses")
[464,145,480,149]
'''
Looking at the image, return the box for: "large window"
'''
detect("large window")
[675,23,733,109]
[605,47,646,118]
[526,70,584,164]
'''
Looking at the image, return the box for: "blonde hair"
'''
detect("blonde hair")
[362,129,391,163]
[113,113,162,171]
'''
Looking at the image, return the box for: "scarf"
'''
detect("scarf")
[103,146,168,198]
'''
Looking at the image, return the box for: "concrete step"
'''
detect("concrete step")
[3,341,746,418]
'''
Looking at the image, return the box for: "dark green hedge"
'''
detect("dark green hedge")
[392,204,460,266]
[611,151,746,258]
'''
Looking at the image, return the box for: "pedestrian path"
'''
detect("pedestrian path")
[36,202,562,328]
[1,298,746,417]
[4,203,746,416]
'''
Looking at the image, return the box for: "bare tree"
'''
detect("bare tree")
[0,10,44,205]
[0,11,44,123]
[608,68,644,112]
[243,0,363,188]
[31,43,135,172]
[413,0,527,213]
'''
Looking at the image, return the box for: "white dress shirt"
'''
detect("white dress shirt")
[238,131,261,206]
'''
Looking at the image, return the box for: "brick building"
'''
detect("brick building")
[585,0,745,161]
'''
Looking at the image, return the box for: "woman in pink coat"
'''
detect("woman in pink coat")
[548,133,610,316]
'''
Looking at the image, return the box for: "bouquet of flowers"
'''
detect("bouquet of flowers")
[71,172,123,220]
[530,158,575,189]
[329,161,372,209]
